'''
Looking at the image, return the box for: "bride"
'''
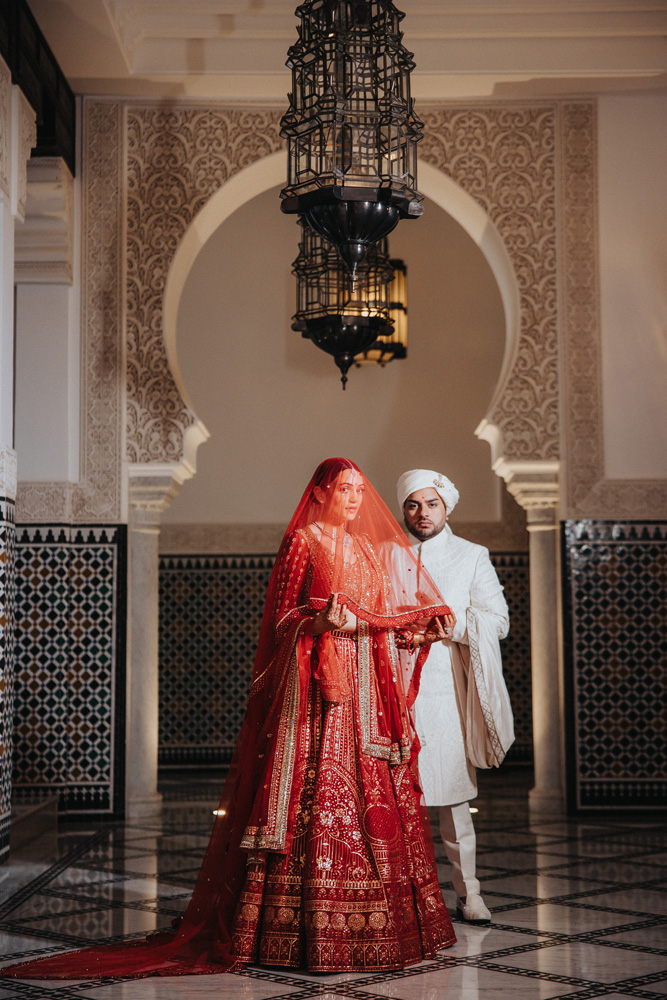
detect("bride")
[2,457,456,979]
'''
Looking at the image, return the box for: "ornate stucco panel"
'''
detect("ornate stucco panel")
[125,108,283,465]
[420,106,558,463]
[126,104,559,469]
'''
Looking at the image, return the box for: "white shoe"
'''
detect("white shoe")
[456,893,492,924]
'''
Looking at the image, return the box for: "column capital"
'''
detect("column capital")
[15,157,74,284]
[0,446,17,501]
[0,59,10,201]
[10,86,36,222]
[491,458,560,526]
[128,463,187,532]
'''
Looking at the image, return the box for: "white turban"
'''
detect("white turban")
[397,469,460,514]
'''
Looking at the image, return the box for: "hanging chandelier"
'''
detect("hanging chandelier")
[280,0,424,278]
[292,219,396,388]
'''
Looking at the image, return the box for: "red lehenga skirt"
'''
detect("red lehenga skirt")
[230,633,456,972]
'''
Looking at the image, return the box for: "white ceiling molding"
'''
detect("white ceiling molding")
[27,0,667,102]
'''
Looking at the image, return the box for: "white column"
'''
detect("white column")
[126,502,162,818]
[494,460,565,815]
[0,65,36,859]
[126,469,184,819]
[0,79,37,439]
[526,504,565,814]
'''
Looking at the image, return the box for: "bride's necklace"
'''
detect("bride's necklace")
[313,522,352,545]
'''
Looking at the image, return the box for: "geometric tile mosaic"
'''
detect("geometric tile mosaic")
[493,553,532,763]
[12,525,127,818]
[158,554,274,766]
[563,520,667,811]
[158,552,532,768]
[0,496,16,861]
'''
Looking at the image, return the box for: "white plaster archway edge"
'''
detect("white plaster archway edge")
[162,151,520,475]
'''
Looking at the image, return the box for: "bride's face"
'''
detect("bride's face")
[327,470,365,524]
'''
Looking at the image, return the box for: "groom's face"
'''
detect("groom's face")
[403,488,447,541]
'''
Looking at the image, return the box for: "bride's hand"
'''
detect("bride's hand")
[402,613,456,645]
[423,612,456,642]
[311,593,356,635]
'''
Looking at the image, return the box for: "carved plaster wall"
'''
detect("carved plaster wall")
[421,106,558,463]
[125,108,283,465]
[15,97,664,525]
[127,104,559,473]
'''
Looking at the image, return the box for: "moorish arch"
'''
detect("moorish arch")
[122,105,562,487]
[14,99,647,821]
[160,152,522,484]
[120,103,573,819]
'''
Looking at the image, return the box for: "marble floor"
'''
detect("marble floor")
[1,768,666,1000]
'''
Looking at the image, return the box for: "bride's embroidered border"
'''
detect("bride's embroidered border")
[241,635,301,851]
[357,621,410,765]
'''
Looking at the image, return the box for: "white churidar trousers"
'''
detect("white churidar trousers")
[438,801,480,899]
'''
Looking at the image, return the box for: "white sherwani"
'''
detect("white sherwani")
[408,526,512,806]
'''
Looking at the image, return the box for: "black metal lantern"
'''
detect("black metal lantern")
[292,219,395,388]
[280,0,424,278]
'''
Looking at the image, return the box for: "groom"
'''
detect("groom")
[397,468,514,924]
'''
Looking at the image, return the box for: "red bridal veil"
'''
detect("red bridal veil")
[2,458,453,979]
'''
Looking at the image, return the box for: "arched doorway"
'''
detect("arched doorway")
[161,152,520,478]
[155,162,522,776]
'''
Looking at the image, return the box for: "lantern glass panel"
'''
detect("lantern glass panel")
[293,223,394,327]
[354,258,407,366]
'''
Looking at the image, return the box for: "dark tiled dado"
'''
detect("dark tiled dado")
[158,553,275,767]
[157,551,533,766]
[563,521,667,812]
[0,495,17,861]
[12,525,127,818]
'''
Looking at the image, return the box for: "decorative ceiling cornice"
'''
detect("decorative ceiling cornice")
[28,0,667,103]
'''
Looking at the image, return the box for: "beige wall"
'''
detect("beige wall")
[15,282,79,483]
[162,184,506,529]
[598,93,667,481]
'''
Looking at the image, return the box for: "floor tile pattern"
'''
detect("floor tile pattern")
[0,497,16,860]
[12,525,126,817]
[563,520,667,810]
[1,770,665,999]
[157,552,532,767]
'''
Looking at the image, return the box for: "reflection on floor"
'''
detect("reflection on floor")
[1,767,666,1000]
